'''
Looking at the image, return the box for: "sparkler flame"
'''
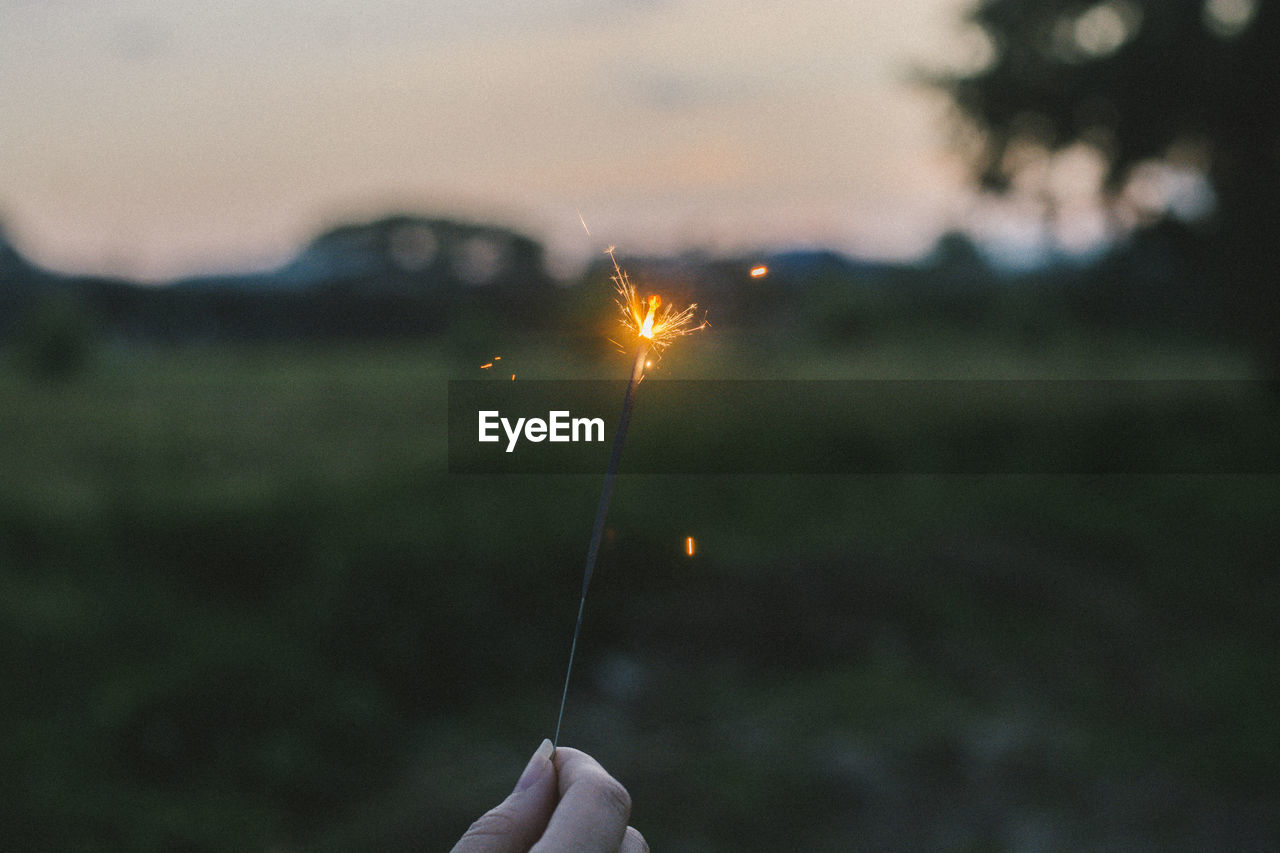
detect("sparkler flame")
[609,248,706,355]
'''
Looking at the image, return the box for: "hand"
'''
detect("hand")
[451,740,648,853]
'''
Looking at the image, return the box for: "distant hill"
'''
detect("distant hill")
[0,215,557,344]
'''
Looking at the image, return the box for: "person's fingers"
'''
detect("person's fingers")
[451,739,558,853]
[620,826,649,853]
[530,746,632,853]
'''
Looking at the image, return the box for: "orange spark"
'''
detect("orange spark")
[480,362,493,369]
[686,536,695,556]
[750,265,768,278]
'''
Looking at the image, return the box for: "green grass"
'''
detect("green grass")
[1,332,1276,851]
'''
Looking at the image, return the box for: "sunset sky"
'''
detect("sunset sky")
[0,0,1009,281]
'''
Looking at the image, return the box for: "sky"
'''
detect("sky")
[0,0,1004,282]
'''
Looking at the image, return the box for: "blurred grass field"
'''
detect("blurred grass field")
[1,330,1277,851]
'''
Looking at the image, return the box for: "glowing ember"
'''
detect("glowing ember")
[686,536,695,556]
[480,362,493,369]
[640,294,660,339]
[750,265,768,278]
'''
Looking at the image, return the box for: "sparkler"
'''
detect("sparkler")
[552,248,705,748]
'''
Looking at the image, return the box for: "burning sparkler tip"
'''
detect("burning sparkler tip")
[611,258,706,355]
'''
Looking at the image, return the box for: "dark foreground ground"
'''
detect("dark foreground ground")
[2,329,1276,851]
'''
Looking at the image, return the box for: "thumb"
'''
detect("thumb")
[451,740,558,853]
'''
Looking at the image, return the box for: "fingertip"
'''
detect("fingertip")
[515,738,555,793]
[622,825,650,853]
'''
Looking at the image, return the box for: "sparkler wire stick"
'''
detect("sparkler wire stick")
[553,338,650,748]
[551,245,703,748]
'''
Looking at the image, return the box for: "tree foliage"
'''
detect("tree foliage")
[937,0,1279,362]
[941,0,1275,202]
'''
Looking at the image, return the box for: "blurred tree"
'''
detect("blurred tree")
[937,0,1279,369]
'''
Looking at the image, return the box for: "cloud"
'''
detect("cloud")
[607,66,766,112]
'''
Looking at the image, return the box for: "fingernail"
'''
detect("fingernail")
[515,738,554,793]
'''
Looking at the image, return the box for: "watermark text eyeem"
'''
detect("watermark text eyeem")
[478,410,605,452]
